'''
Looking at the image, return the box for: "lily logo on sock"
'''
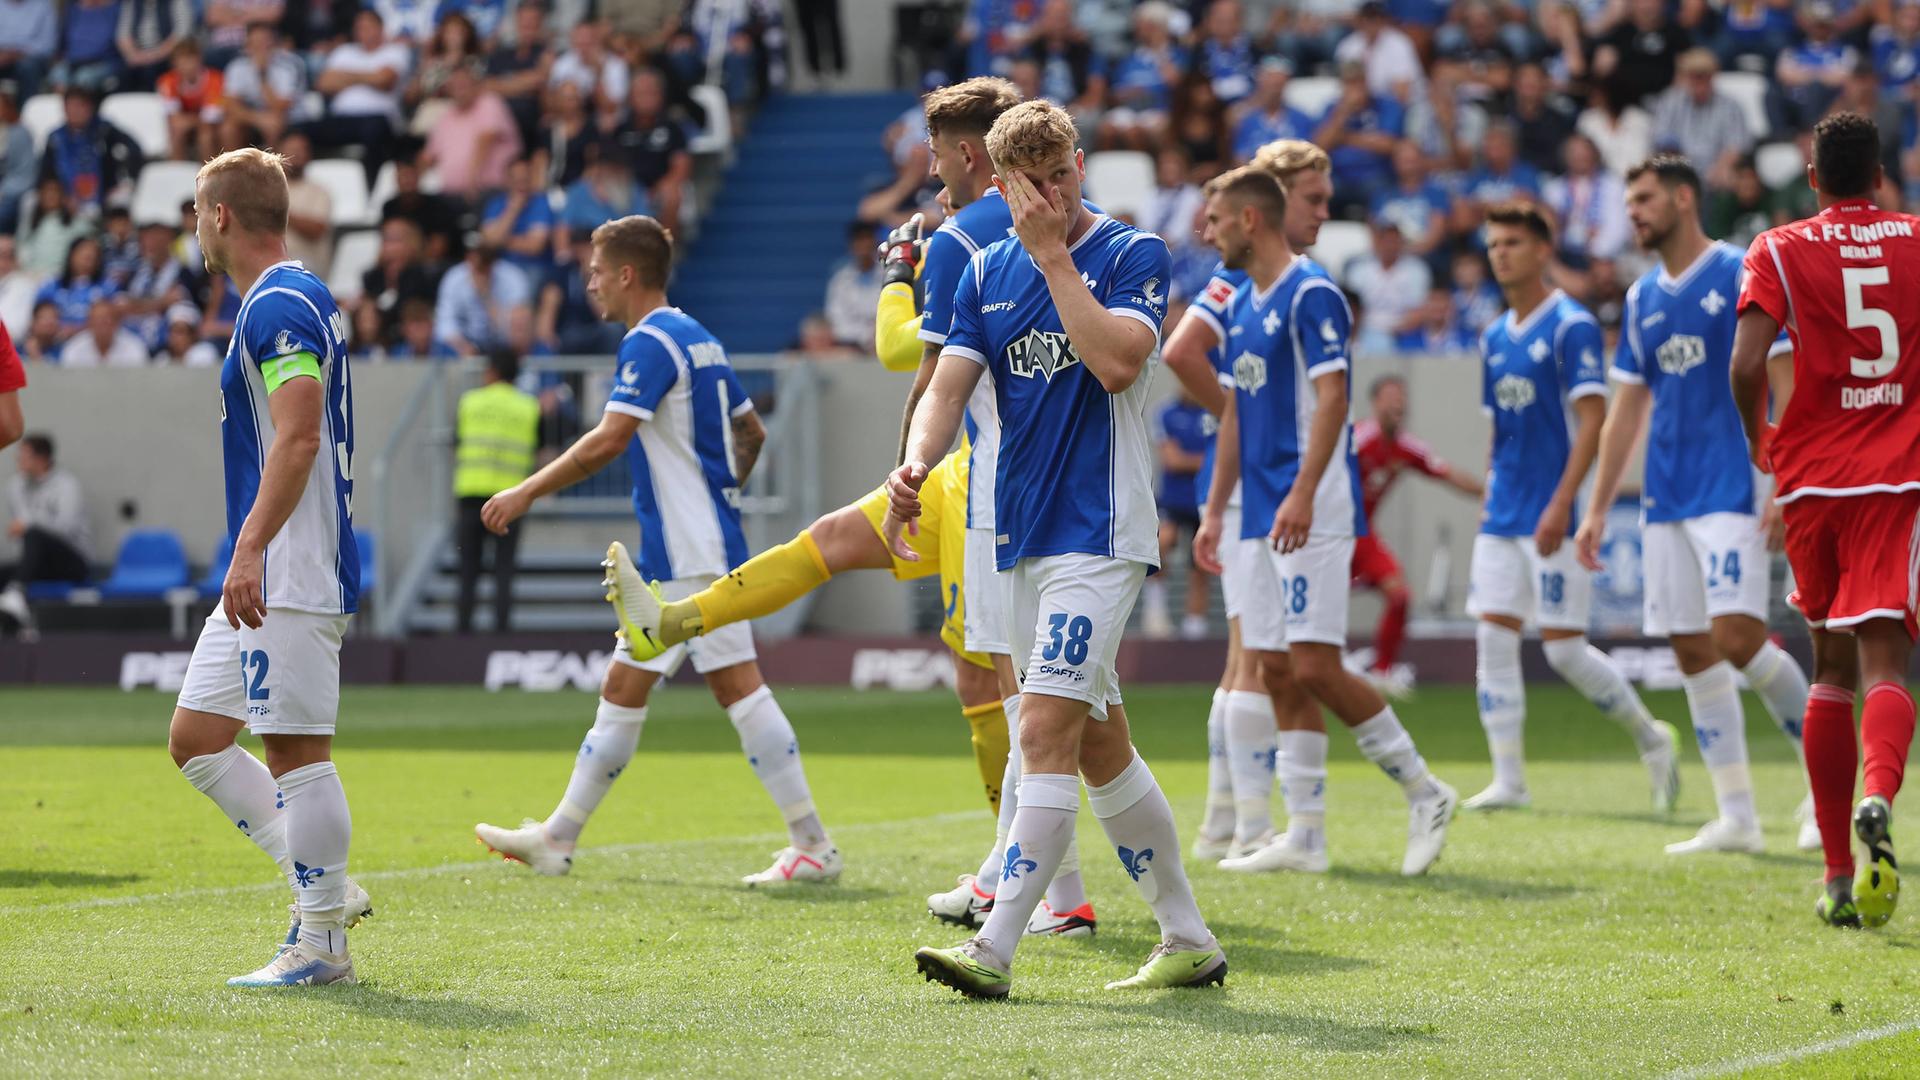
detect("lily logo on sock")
[1002,842,1038,881]
[236,819,251,835]
[1118,845,1154,882]
[294,861,326,888]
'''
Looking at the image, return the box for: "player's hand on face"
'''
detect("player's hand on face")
[1761,498,1786,553]
[481,487,530,535]
[1194,513,1224,575]
[1534,502,1570,558]
[1003,172,1070,256]
[222,545,267,630]
[1270,489,1312,554]
[1573,517,1605,573]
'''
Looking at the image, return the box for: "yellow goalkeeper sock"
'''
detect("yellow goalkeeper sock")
[962,699,1011,815]
[663,531,833,646]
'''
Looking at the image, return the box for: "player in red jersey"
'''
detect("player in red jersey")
[1348,375,1481,696]
[0,320,23,451]
[1732,112,1920,929]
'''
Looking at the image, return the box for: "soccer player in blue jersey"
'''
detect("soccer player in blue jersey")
[888,100,1224,998]
[1574,155,1818,855]
[472,216,840,887]
[1464,201,1681,813]
[1193,166,1457,877]
[165,148,369,987]
[1160,140,1332,864]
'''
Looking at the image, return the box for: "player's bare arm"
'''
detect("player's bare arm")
[1162,314,1229,416]
[897,343,942,465]
[224,374,323,630]
[884,353,982,559]
[731,409,767,484]
[1536,394,1605,558]
[1574,381,1651,570]
[1730,306,1782,472]
[1272,369,1346,555]
[1441,465,1484,499]
[1194,396,1241,575]
[482,409,642,535]
[1005,171,1157,392]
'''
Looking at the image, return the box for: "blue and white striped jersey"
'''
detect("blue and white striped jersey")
[220,260,358,615]
[1223,256,1366,540]
[605,306,752,582]
[943,215,1171,570]
[1480,289,1607,537]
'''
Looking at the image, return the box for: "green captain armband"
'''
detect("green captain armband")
[260,351,323,393]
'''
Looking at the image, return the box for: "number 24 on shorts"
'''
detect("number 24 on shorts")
[1042,614,1093,665]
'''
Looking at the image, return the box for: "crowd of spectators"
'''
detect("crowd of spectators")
[0,0,790,367]
[841,0,1920,354]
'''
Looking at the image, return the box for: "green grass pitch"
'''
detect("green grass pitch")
[2,683,1916,1078]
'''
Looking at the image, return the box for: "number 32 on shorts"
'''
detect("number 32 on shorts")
[1042,613,1093,665]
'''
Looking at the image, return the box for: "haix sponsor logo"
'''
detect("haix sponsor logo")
[1656,334,1706,376]
[1494,373,1537,411]
[1005,328,1083,380]
[1842,383,1904,409]
[1233,351,1268,394]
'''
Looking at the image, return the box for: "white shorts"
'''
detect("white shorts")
[177,608,351,736]
[1237,532,1288,652]
[1466,533,1591,631]
[1270,533,1357,647]
[613,576,756,677]
[1011,553,1144,721]
[962,526,1012,655]
[1218,504,1251,621]
[1642,512,1770,637]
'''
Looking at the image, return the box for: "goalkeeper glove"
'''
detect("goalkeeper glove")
[880,213,926,287]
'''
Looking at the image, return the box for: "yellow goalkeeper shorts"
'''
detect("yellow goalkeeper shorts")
[857,442,990,670]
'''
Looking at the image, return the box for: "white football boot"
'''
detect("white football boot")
[1462,783,1531,811]
[1795,794,1823,852]
[1218,833,1329,874]
[1664,817,1765,856]
[228,941,355,987]
[927,874,995,927]
[743,845,843,886]
[475,819,574,876]
[1642,720,1682,814]
[1403,779,1458,876]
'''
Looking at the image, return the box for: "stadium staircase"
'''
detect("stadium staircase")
[674,92,917,353]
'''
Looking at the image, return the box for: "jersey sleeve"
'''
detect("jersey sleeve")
[723,365,754,417]
[243,289,331,394]
[1559,316,1608,400]
[1185,267,1239,340]
[0,324,23,393]
[1479,328,1496,416]
[941,254,990,367]
[606,329,679,420]
[1292,280,1353,380]
[1611,283,1646,384]
[916,227,973,346]
[1400,434,1450,478]
[1105,234,1173,334]
[1738,232,1789,326]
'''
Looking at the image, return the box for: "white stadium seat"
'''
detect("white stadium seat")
[329,230,381,304]
[689,83,732,156]
[1283,76,1340,120]
[131,160,200,227]
[306,159,373,227]
[1714,72,1770,141]
[1083,150,1155,221]
[1755,141,1805,190]
[1309,220,1371,283]
[100,93,170,159]
[22,93,64,152]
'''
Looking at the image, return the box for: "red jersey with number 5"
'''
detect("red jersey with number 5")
[1739,199,1920,503]
[1353,416,1448,521]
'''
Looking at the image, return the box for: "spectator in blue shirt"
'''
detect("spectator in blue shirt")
[560,141,648,246]
[958,0,1037,78]
[1021,0,1105,119]
[540,238,622,356]
[1871,2,1920,96]
[1100,1,1186,151]
[0,0,60,98]
[1778,3,1860,129]
[1146,390,1214,641]
[479,157,557,278]
[1447,249,1503,344]
[1230,57,1313,163]
[1448,122,1540,248]
[391,297,460,360]
[435,243,533,356]
[37,89,143,215]
[50,0,123,92]
[1714,0,1797,72]
[438,0,512,44]
[1371,139,1450,270]
[1196,0,1257,106]
[1315,58,1405,216]
[33,236,117,345]
[0,91,36,236]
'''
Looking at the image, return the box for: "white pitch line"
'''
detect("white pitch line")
[9,809,983,915]
[1663,1017,1920,1079]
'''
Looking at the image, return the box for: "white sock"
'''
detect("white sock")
[1143,578,1168,620]
[727,686,828,850]
[547,698,646,845]
[1476,621,1528,791]
[1045,833,1087,913]
[976,773,1080,968]
[1201,688,1235,841]
[1741,640,1809,756]
[279,760,351,954]
[1277,728,1328,852]
[1351,707,1439,800]
[180,744,296,887]
[1224,689,1277,844]
[1089,754,1213,949]
[976,695,1021,893]
[1543,635,1663,753]
[1683,662,1757,829]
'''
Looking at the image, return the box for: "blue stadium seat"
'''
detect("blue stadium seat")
[198,535,236,600]
[98,530,192,600]
[25,581,81,602]
[356,529,376,596]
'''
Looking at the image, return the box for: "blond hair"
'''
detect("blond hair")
[985,99,1080,175]
[1250,139,1331,186]
[924,77,1022,140]
[197,147,290,234]
[591,215,674,289]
